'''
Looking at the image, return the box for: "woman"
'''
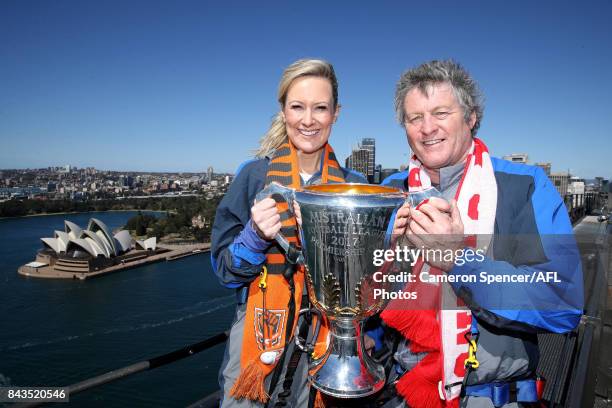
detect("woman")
[211,59,366,407]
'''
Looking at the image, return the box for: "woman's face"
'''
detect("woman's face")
[282,76,338,154]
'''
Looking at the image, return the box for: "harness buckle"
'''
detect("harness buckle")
[464,338,480,369]
[258,265,268,289]
[463,330,480,369]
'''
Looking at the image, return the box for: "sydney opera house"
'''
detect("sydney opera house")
[19,218,163,279]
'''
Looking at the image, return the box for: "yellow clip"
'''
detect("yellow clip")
[464,339,480,369]
[259,266,268,289]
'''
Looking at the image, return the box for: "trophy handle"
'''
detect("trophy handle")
[405,186,443,209]
[255,182,304,264]
[294,307,323,353]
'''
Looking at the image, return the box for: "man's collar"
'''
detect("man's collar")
[432,161,465,191]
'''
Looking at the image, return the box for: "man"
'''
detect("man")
[378,60,583,408]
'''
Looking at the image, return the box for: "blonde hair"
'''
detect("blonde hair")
[255,59,339,158]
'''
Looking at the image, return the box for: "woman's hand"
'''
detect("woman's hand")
[251,197,281,240]
[293,201,302,227]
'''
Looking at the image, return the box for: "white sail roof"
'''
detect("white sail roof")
[80,230,111,258]
[66,238,97,257]
[54,231,70,252]
[114,230,133,253]
[87,218,118,256]
[41,237,61,253]
[64,221,83,240]
[136,237,157,251]
[41,217,139,259]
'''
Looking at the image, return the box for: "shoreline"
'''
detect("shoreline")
[18,242,211,280]
[0,208,166,221]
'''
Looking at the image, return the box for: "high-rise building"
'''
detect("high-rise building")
[207,166,214,183]
[361,138,376,183]
[550,172,570,197]
[502,154,528,164]
[346,138,376,182]
[345,148,369,179]
[594,177,608,191]
[535,162,551,176]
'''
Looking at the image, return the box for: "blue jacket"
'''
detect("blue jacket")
[381,157,583,385]
[211,157,367,289]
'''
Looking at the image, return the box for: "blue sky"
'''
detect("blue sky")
[1,0,611,178]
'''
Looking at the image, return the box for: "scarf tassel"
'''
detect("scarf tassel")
[381,309,440,351]
[229,359,269,403]
[313,390,326,408]
[396,352,443,408]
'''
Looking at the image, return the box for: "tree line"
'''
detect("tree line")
[123,197,221,243]
[1,196,222,243]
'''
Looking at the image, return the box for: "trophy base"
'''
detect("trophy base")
[309,317,385,399]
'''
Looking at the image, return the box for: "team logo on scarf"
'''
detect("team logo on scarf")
[254,308,286,350]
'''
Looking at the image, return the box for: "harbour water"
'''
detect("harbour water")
[0,212,234,407]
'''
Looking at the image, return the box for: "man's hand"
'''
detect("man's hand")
[251,197,281,240]
[406,198,464,271]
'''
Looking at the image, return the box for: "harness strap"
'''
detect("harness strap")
[464,380,538,407]
[273,319,309,407]
[266,264,308,407]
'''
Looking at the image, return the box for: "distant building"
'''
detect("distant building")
[567,177,585,209]
[594,177,608,191]
[18,218,159,279]
[502,154,528,164]
[346,138,376,182]
[374,164,382,184]
[381,168,400,183]
[42,218,136,258]
[550,172,570,197]
[207,166,214,183]
[535,162,551,176]
[361,138,376,183]
[119,175,133,188]
[191,214,207,229]
[345,148,369,180]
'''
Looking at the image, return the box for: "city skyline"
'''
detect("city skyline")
[1,1,611,179]
[0,143,607,180]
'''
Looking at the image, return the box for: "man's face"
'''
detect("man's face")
[403,82,475,171]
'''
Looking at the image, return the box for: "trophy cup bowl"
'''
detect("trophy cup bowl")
[293,183,404,398]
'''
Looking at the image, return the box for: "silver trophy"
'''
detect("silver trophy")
[256,183,405,398]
